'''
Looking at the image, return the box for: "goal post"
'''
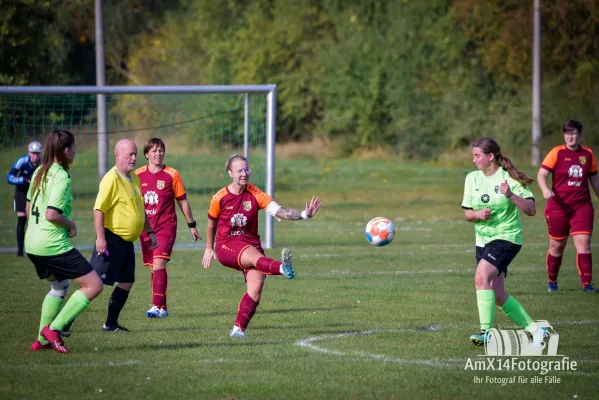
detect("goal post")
[0,85,277,249]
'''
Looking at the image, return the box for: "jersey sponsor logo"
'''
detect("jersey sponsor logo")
[567,181,581,187]
[230,213,247,235]
[146,209,157,215]
[579,156,587,165]
[568,165,583,178]
[144,190,159,205]
[481,194,490,203]
[157,180,165,189]
[226,206,233,210]
[243,201,252,211]
[142,183,148,186]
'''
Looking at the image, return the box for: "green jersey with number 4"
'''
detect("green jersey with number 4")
[25,163,73,256]
[461,168,534,247]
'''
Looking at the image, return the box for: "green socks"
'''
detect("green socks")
[500,295,535,331]
[476,290,495,331]
[37,295,64,344]
[49,290,91,332]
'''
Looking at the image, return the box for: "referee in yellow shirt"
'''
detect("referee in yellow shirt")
[91,139,158,332]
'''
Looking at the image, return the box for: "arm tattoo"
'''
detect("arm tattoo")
[275,207,302,220]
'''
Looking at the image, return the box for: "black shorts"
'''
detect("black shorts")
[14,190,26,213]
[90,228,135,286]
[27,248,94,282]
[475,239,522,277]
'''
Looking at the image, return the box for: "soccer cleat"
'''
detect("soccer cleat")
[530,327,548,348]
[159,308,169,318]
[548,282,558,292]
[40,326,69,353]
[230,325,248,338]
[581,284,598,292]
[102,324,130,332]
[29,339,52,352]
[470,331,489,346]
[16,251,24,257]
[61,322,73,337]
[280,248,295,279]
[146,305,161,318]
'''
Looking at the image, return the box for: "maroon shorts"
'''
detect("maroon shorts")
[141,229,176,267]
[215,240,264,276]
[545,202,594,240]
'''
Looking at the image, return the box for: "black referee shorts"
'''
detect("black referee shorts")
[475,239,522,277]
[27,248,94,282]
[90,228,135,286]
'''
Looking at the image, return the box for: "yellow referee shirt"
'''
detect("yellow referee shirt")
[94,167,145,241]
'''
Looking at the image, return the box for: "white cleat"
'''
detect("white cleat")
[230,325,248,338]
[146,305,161,318]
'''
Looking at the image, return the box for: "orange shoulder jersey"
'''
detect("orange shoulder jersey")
[135,165,187,232]
[208,183,273,246]
[541,145,597,207]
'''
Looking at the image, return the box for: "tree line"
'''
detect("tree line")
[1,0,598,157]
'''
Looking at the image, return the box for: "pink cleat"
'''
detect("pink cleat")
[29,339,52,352]
[40,326,69,353]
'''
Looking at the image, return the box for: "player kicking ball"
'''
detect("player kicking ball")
[202,154,321,338]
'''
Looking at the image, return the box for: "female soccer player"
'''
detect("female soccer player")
[537,120,599,292]
[202,154,321,338]
[462,137,547,347]
[25,129,103,353]
[135,138,202,318]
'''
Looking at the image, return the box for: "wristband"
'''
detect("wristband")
[187,221,197,228]
[301,210,309,220]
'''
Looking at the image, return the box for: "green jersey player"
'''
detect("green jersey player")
[462,137,548,348]
[25,130,103,353]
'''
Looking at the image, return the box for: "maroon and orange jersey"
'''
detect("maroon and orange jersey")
[135,165,187,232]
[208,183,273,246]
[541,145,597,207]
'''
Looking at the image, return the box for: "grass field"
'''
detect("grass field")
[0,157,598,399]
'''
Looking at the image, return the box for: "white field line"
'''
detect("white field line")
[1,358,247,370]
[295,326,599,376]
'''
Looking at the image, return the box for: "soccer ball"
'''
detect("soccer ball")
[365,217,395,247]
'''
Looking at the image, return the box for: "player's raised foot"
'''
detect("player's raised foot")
[548,282,558,292]
[146,305,161,318]
[470,331,489,346]
[230,325,248,338]
[102,323,130,332]
[280,248,295,279]
[581,284,597,292]
[40,326,69,353]
[159,308,169,318]
[29,339,52,352]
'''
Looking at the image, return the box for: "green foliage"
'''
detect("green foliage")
[2,0,599,158]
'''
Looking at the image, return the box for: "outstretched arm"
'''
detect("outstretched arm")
[274,196,321,220]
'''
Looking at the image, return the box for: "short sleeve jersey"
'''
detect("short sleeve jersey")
[135,165,187,232]
[208,183,273,246]
[540,145,597,208]
[24,163,73,256]
[461,168,534,247]
[94,167,145,242]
